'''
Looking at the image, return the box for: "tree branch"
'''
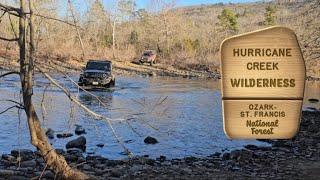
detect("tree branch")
[0,11,6,22]
[0,36,19,42]
[0,71,20,78]
[32,13,84,30]
[0,99,24,107]
[0,3,21,17]
[8,14,18,39]
[0,105,24,115]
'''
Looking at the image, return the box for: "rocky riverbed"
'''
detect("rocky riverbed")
[0,111,319,179]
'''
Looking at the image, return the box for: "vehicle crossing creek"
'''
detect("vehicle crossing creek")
[0,71,319,159]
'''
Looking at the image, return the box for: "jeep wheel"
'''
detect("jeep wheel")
[110,79,115,87]
[78,77,84,86]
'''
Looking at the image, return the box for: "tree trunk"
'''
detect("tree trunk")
[68,0,85,59]
[19,0,88,179]
[112,20,116,59]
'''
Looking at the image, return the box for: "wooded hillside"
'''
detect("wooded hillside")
[0,0,319,77]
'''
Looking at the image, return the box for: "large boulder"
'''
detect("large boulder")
[144,136,158,144]
[66,136,86,151]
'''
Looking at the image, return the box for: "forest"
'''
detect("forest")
[0,0,319,77]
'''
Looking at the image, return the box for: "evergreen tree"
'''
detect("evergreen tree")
[218,8,238,32]
[264,5,277,25]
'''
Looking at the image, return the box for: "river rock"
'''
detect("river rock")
[75,125,86,135]
[45,128,55,139]
[43,170,55,179]
[230,150,241,160]
[222,152,230,160]
[55,149,65,155]
[110,168,125,177]
[65,154,78,162]
[245,144,259,150]
[96,143,104,148]
[67,148,83,154]
[144,136,158,144]
[7,176,28,180]
[11,149,34,161]
[20,160,36,168]
[0,169,15,176]
[157,155,166,162]
[66,136,86,151]
[57,133,73,138]
[2,154,16,162]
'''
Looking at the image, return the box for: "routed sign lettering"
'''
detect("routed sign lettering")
[220,26,306,139]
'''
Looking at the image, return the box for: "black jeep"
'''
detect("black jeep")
[78,60,115,89]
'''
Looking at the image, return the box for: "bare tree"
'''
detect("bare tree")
[68,0,86,59]
[1,1,89,179]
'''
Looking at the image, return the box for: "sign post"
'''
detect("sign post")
[220,26,306,139]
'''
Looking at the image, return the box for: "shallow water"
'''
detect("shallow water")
[0,72,318,159]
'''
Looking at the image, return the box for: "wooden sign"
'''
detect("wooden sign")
[220,26,306,139]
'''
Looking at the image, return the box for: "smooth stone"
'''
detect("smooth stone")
[0,169,15,176]
[230,150,241,160]
[65,154,78,162]
[96,143,104,148]
[124,139,134,143]
[222,153,230,160]
[66,136,86,151]
[144,136,158,144]
[11,149,34,161]
[75,125,86,135]
[55,149,65,155]
[57,133,73,138]
[43,171,55,179]
[2,154,16,162]
[110,168,125,177]
[20,160,36,168]
[8,176,28,180]
[67,148,83,154]
[45,128,55,139]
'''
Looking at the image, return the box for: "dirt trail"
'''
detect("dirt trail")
[112,60,219,78]
[0,54,219,79]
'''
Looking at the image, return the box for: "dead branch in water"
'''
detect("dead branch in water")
[0,71,19,78]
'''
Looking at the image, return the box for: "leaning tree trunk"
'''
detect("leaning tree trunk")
[18,0,88,179]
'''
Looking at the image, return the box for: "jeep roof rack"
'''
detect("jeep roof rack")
[87,59,111,63]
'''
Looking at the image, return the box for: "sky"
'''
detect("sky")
[0,0,262,18]
[134,0,261,9]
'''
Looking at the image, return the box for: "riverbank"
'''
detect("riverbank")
[0,52,219,79]
[0,111,319,179]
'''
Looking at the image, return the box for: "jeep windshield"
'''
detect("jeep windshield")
[143,51,153,56]
[86,62,111,71]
